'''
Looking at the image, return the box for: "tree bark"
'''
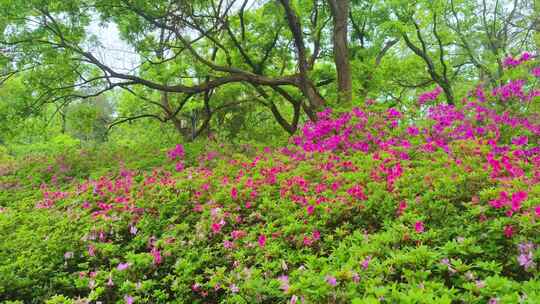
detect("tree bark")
[279,0,325,116]
[328,0,352,105]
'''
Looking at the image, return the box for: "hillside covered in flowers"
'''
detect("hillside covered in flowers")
[0,54,539,303]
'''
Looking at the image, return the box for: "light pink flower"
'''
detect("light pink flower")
[117,262,130,271]
[326,275,337,286]
[151,247,162,265]
[124,295,134,304]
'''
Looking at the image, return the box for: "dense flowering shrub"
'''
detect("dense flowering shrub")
[1,55,540,303]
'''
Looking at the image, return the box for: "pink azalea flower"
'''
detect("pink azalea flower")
[88,245,96,257]
[107,275,114,287]
[151,247,162,265]
[396,201,407,216]
[414,221,425,233]
[117,262,130,271]
[352,272,360,283]
[517,252,535,270]
[290,295,299,304]
[361,256,372,270]
[231,230,246,240]
[407,126,420,136]
[326,275,337,286]
[504,225,514,238]
[278,275,290,292]
[535,206,540,217]
[231,187,238,200]
[211,223,222,234]
[167,144,185,160]
[223,240,234,249]
[306,205,315,215]
[533,66,540,77]
[175,162,184,172]
[510,191,527,212]
[124,295,134,304]
[303,236,313,246]
[258,235,266,248]
[512,136,528,146]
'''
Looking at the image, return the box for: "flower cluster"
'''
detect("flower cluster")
[418,86,443,105]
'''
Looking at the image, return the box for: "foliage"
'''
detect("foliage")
[1,56,539,303]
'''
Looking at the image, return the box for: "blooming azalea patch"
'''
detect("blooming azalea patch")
[0,53,539,303]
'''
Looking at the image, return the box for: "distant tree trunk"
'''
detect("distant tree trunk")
[328,0,352,105]
[535,0,540,52]
[59,107,67,134]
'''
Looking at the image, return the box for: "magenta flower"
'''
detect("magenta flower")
[175,162,184,172]
[533,66,540,77]
[306,205,315,215]
[512,136,528,146]
[347,185,367,201]
[387,108,402,119]
[231,187,238,200]
[211,222,222,234]
[396,201,407,216]
[414,221,425,233]
[312,230,321,241]
[504,225,514,238]
[510,191,527,212]
[151,247,162,265]
[258,235,266,248]
[407,126,420,136]
[361,255,372,270]
[418,87,443,104]
[535,206,540,217]
[167,144,185,160]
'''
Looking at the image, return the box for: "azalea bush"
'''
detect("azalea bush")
[1,55,540,303]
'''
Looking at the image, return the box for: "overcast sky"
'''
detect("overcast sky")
[87,21,139,73]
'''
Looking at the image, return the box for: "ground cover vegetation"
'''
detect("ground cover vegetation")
[1,0,540,303]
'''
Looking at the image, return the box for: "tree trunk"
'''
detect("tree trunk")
[279,0,325,117]
[535,0,540,52]
[328,0,352,105]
